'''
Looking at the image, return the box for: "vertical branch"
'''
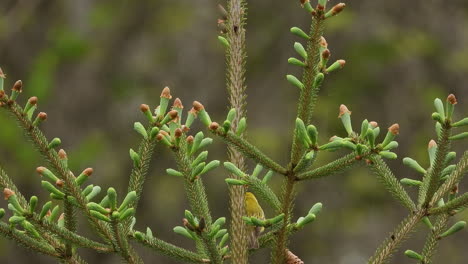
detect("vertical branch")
[225,0,249,262]
[420,214,450,264]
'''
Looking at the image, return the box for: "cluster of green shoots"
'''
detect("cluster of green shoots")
[0,0,467,263]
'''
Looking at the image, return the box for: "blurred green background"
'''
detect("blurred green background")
[0,0,467,263]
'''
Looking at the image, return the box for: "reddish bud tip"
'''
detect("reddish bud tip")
[0,90,5,99]
[168,110,178,119]
[160,130,169,137]
[83,168,93,176]
[322,49,331,59]
[36,166,46,174]
[447,94,457,105]
[173,98,184,109]
[193,101,204,111]
[3,188,14,200]
[38,112,47,121]
[12,80,22,92]
[28,96,38,105]
[186,135,194,143]
[388,123,399,135]
[365,159,373,165]
[369,121,378,128]
[189,107,198,116]
[181,125,190,132]
[329,135,338,142]
[161,87,172,99]
[320,36,328,48]
[338,104,351,117]
[174,128,183,138]
[0,68,5,79]
[58,149,67,160]
[56,179,64,188]
[338,60,346,68]
[209,122,219,130]
[140,104,150,112]
[428,140,437,149]
[58,213,64,221]
[156,133,164,141]
[331,3,346,15]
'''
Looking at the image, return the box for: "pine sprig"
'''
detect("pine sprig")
[420,214,450,264]
[244,176,281,211]
[368,211,425,264]
[429,193,468,215]
[368,155,416,211]
[296,152,361,180]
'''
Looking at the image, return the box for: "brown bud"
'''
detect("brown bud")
[38,112,47,121]
[198,217,206,231]
[209,122,219,130]
[168,110,178,119]
[0,68,5,79]
[186,135,194,144]
[319,36,328,48]
[300,0,308,5]
[161,87,172,99]
[156,133,164,141]
[46,210,52,217]
[450,184,459,194]
[365,159,373,165]
[58,213,65,221]
[329,135,338,142]
[369,121,378,128]
[388,123,399,135]
[331,3,346,15]
[173,98,183,109]
[160,130,169,137]
[3,188,15,200]
[0,90,5,99]
[140,104,150,112]
[189,107,198,116]
[317,3,325,11]
[12,80,22,92]
[55,179,64,188]
[338,59,346,68]
[322,49,331,59]
[447,94,457,105]
[192,101,204,111]
[355,155,362,160]
[181,125,190,132]
[338,104,351,118]
[174,128,183,138]
[28,96,38,105]
[428,139,437,149]
[83,168,94,176]
[36,166,46,174]
[58,149,67,160]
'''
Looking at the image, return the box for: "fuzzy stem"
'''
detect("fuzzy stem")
[420,214,450,264]
[130,234,210,263]
[368,155,416,211]
[419,125,451,208]
[368,211,425,264]
[429,193,468,215]
[296,152,362,180]
[214,130,287,175]
[64,197,77,258]
[111,221,142,263]
[430,151,468,206]
[290,16,326,165]
[1,102,114,243]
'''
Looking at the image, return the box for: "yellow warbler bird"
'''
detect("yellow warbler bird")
[244,192,265,249]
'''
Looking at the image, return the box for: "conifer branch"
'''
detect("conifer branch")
[213,130,287,175]
[111,221,142,263]
[368,211,425,264]
[419,126,451,207]
[420,214,450,264]
[429,193,468,215]
[296,152,361,180]
[244,176,281,211]
[130,233,210,263]
[368,155,416,211]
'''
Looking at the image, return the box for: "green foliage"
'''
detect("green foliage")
[0,1,466,264]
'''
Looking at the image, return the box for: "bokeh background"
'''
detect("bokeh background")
[0,0,467,263]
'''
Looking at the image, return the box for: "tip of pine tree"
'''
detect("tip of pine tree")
[174,128,183,138]
[83,168,94,176]
[338,104,351,117]
[140,104,150,112]
[3,188,14,200]
[168,110,179,120]
[369,121,378,128]
[36,166,46,174]
[322,49,331,59]
[320,36,328,48]
[58,213,65,221]
[55,179,64,188]
[331,3,346,15]
[12,80,22,92]
[447,94,457,105]
[159,130,169,137]
[58,149,67,160]
[173,98,184,109]
[38,112,47,121]
[209,122,219,130]
[0,68,5,79]
[388,123,399,135]
[161,87,172,99]
[0,90,5,99]
[193,101,204,111]
[338,60,346,67]
[28,96,38,105]
[428,139,437,149]
[186,135,194,143]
